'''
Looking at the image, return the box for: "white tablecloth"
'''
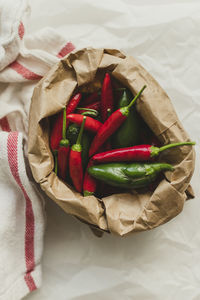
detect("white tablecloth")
[24,0,200,299]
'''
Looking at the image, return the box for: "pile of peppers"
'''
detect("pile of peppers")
[50,73,195,197]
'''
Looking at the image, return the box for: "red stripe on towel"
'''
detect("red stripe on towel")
[7,132,36,292]
[57,42,75,58]
[18,22,25,40]
[9,61,42,80]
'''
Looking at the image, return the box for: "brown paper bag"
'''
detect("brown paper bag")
[28,48,195,236]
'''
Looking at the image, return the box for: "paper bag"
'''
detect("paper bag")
[28,48,195,236]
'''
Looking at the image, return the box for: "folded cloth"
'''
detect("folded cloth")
[0,0,75,298]
[0,0,29,72]
[0,132,44,300]
[0,0,75,135]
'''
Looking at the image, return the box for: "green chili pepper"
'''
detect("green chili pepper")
[118,89,132,107]
[82,133,92,170]
[139,118,160,146]
[111,89,141,148]
[67,123,79,145]
[88,162,173,189]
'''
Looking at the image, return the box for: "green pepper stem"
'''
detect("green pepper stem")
[158,142,195,153]
[77,107,98,113]
[83,191,94,196]
[76,116,86,145]
[62,106,66,140]
[81,111,98,117]
[127,85,146,110]
[151,163,174,172]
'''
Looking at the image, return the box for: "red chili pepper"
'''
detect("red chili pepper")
[66,93,82,128]
[83,159,97,196]
[50,93,81,151]
[66,93,82,115]
[58,107,70,180]
[101,73,114,122]
[58,146,69,179]
[83,92,100,105]
[50,111,63,152]
[89,85,146,157]
[69,116,86,193]
[92,142,195,163]
[67,114,102,133]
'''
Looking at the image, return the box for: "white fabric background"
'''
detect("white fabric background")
[25,0,200,299]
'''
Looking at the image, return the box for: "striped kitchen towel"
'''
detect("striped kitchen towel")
[0,132,44,300]
[0,0,75,299]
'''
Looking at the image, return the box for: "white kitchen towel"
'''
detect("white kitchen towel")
[0,0,75,83]
[0,132,44,300]
[0,0,29,72]
[0,0,75,299]
[0,0,75,138]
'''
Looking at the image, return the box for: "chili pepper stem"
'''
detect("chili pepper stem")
[60,106,69,147]
[71,116,86,152]
[121,85,146,116]
[83,191,94,196]
[128,85,147,109]
[151,141,195,157]
[81,111,98,117]
[77,116,86,144]
[149,163,174,172]
[127,85,146,109]
[77,107,98,113]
